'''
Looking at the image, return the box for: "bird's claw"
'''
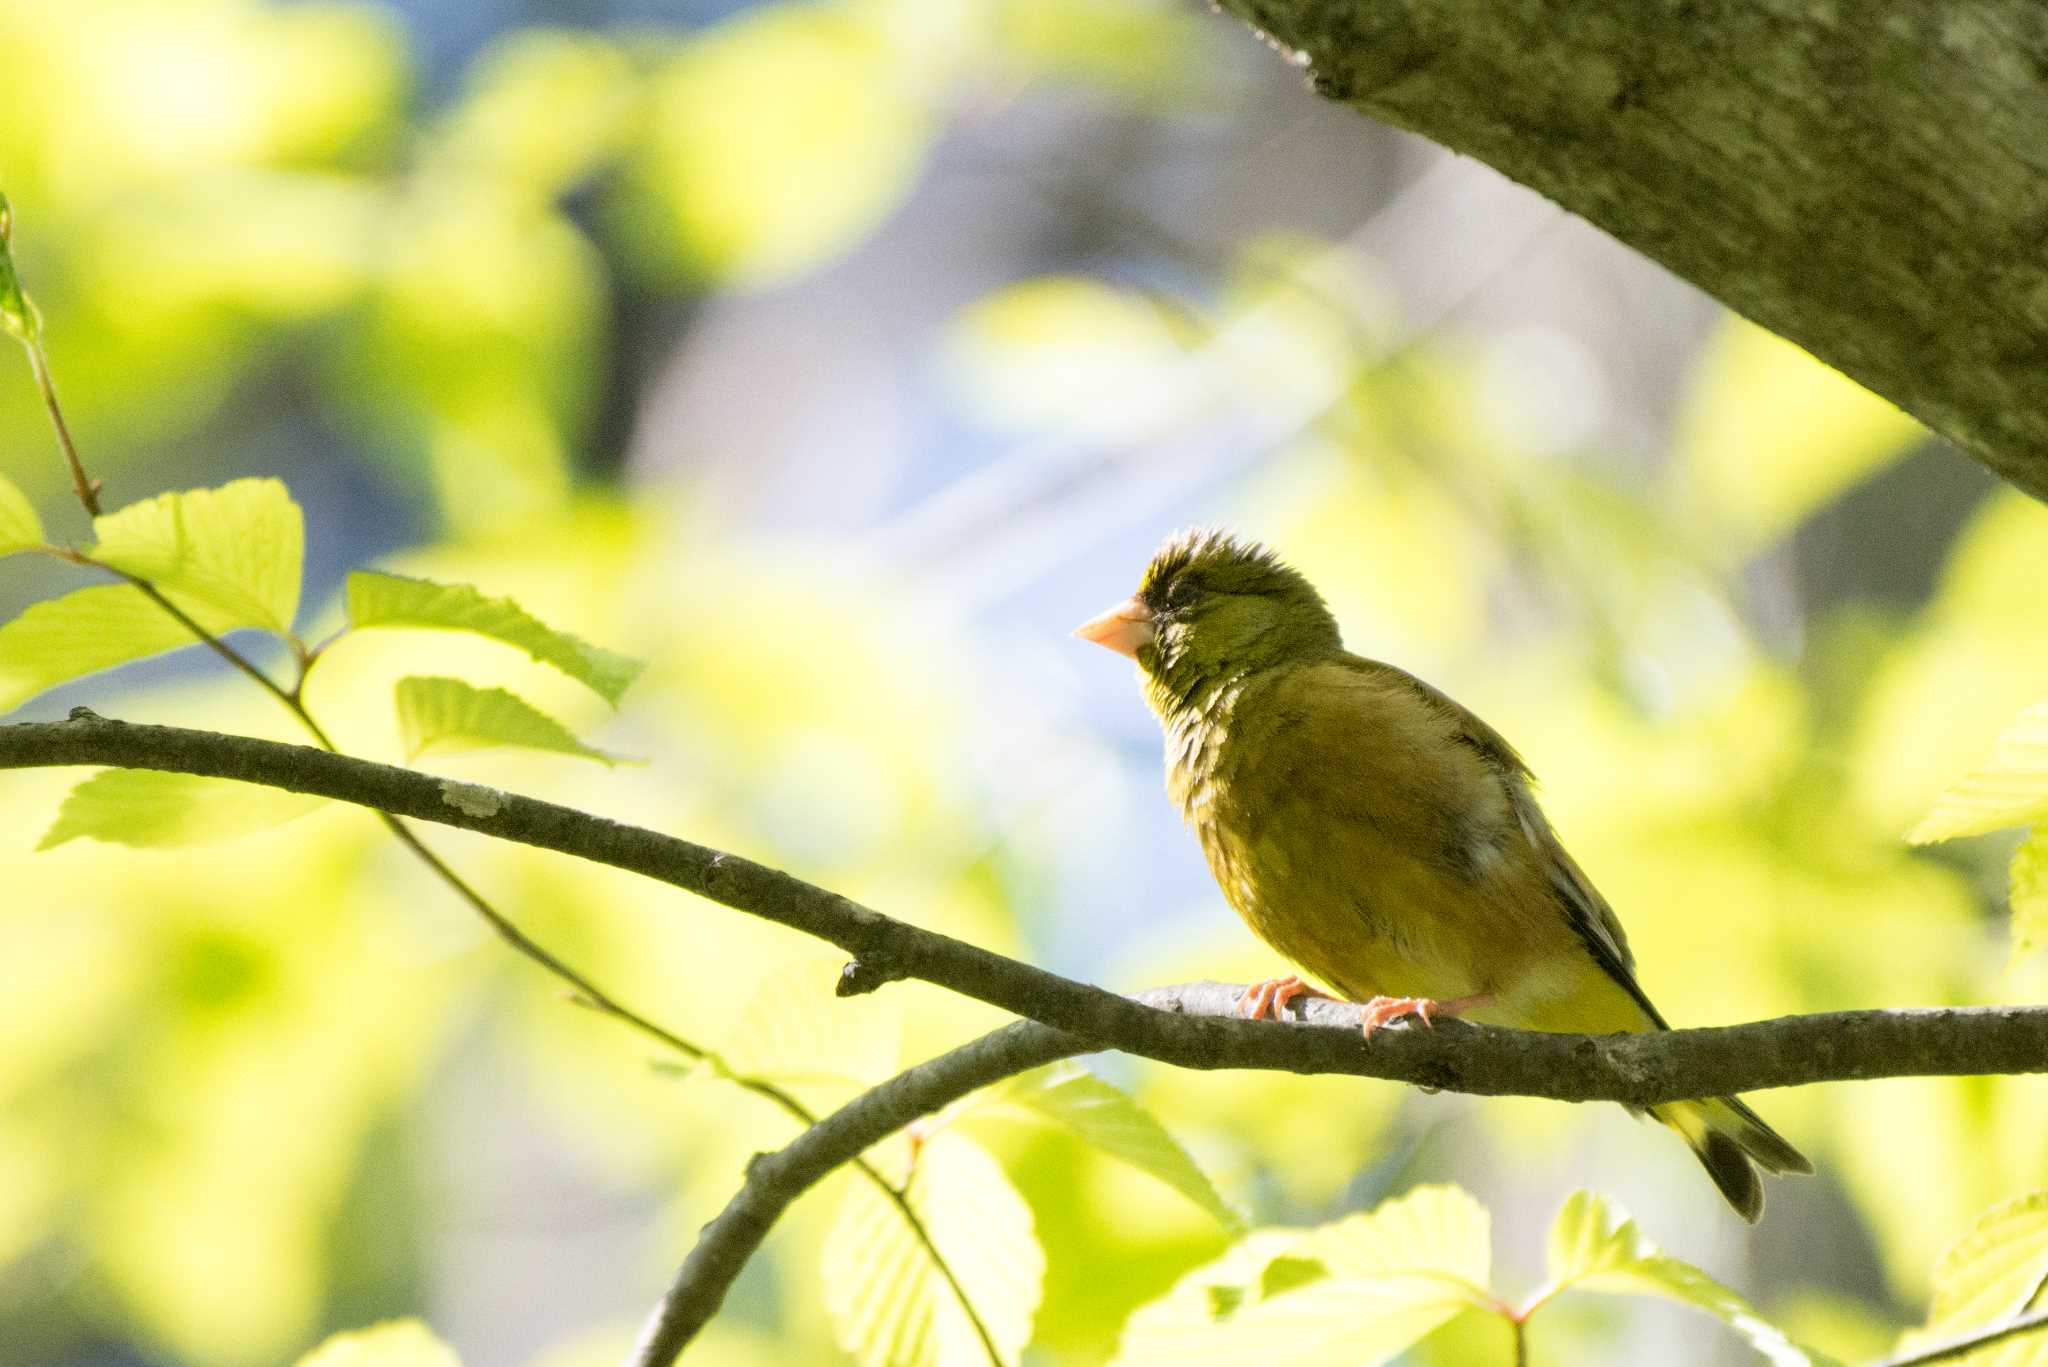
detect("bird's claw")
[1359,995,1439,1040]
[1235,974,1332,1021]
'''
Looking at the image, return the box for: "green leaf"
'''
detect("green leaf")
[717,955,902,1110]
[294,1319,462,1367]
[1300,1184,1492,1285]
[0,583,246,715]
[1541,1191,1821,1367]
[37,770,329,850]
[394,675,623,765]
[346,571,643,705]
[988,1065,1244,1232]
[1895,1190,2048,1365]
[1110,1186,1496,1367]
[0,472,43,555]
[823,1130,1043,1367]
[2013,829,2048,962]
[1910,701,2048,843]
[91,478,304,634]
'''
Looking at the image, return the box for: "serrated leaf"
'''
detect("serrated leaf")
[1301,1185,1492,1286]
[394,675,622,765]
[91,478,304,634]
[346,571,643,705]
[0,583,247,714]
[0,472,42,555]
[1910,701,2048,843]
[824,1130,1043,1367]
[989,1065,1244,1232]
[717,955,903,1112]
[2013,830,2048,963]
[1892,1191,2048,1367]
[37,770,329,850]
[1541,1191,1821,1367]
[1110,1186,1495,1367]
[294,1319,461,1367]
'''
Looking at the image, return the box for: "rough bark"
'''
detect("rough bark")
[1218,0,2048,499]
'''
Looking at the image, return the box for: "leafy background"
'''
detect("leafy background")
[1,0,2045,1364]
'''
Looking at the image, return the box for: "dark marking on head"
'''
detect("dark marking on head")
[1137,527,1310,615]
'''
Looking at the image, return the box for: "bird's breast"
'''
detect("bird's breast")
[1157,665,1563,1003]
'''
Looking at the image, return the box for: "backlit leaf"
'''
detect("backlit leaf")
[91,478,304,634]
[346,571,643,705]
[1918,1192,2048,1361]
[718,955,902,1112]
[0,584,244,715]
[0,472,42,555]
[823,1130,1043,1367]
[394,675,621,765]
[294,1319,462,1367]
[1909,701,2048,843]
[2013,830,2048,963]
[989,1064,1243,1232]
[1110,1186,1494,1366]
[38,770,329,850]
[1542,1191,1820,1367]
[1301,1184,1492,1285]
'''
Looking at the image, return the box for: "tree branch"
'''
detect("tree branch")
[1213,0,2048,500]
[1872,1305,2048,1367]
[5,711,2048,1108]
[628,1018,1089,1367]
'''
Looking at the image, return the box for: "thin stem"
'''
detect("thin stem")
[104,564,333,743]
[1867,1306,2048,1367]
[24,339,97,516]
[629,1018,1086,1366]
[1511,1313,1528,1367]
[5,301,1009,1363]
[411,818,1002,1362]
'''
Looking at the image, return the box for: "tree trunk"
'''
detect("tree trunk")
[1218,0,2048,500]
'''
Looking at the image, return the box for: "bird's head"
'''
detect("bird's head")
[1075,528,1340,705]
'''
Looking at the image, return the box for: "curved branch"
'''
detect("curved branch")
[1214,0,2048,499]
[5,711,2048,1108]
[628,1019,1087,1367]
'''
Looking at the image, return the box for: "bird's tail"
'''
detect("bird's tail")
[1653,1096,1813,1223]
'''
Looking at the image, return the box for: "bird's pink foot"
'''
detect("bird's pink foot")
[1357,992,1492,1040]
[1236,974,1334,1021]
[1359,995,1437,1039]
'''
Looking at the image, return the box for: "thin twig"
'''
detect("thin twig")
[628,1018,1087,1366]
[1867,1305,2048,1367]
[5,263,1006,1367]
[382,819,1001,1361]
[22,341,96,516]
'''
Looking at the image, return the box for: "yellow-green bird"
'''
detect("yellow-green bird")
[1076,527,1810,1221]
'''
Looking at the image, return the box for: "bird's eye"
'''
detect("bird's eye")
[1164,576,1200,609]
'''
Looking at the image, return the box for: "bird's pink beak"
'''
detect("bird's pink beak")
[1073,596,1155,660]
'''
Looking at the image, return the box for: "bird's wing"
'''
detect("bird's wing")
[1511,793,1669,1029]
[1357,656,1670,1030]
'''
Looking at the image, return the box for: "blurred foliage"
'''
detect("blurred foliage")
[1,0,2046,1365]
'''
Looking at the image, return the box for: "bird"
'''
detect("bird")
[1074,526,1810,1221]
